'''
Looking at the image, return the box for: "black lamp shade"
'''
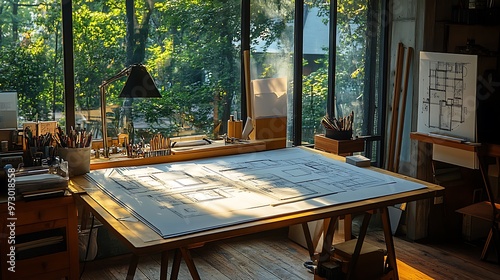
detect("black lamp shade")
[118,64,161,98]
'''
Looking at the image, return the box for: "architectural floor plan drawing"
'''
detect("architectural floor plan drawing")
[85,148,425,238]
[418,52,477,141]
[424,61,467,131]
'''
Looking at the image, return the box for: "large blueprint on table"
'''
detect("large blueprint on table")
[84,147,425,238]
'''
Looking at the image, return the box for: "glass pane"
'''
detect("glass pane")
[301,2,330,144]
[0,1,63,128]
[250,0,295,144]
[335,1,369,139]
[73,0,126,143]
[73,0,243,148]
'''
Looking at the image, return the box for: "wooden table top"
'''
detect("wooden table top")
[70,146,444,256]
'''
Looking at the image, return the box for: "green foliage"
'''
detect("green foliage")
[0,0,63,122]
[0,0,372,144]
[303,1,369,141]
[73,0,127,111]
[138,0,292,139]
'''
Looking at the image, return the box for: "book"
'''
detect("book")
[345,155,371,167]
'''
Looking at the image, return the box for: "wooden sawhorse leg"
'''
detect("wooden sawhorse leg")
[180,247,200,280]
[302,222,316,259]
[302,214,353,262]
[126,254,139,280]
[381,206,399,280]
[343,214,353,241]
[318,216,339,263]
[169,247,201,280]
[345,212,372,280]
[170,249,182,280]
[160,250,169,280]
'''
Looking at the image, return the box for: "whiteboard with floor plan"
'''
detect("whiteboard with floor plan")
[84,147,425,238]
[418,51,477,141]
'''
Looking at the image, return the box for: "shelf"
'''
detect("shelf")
[409,132,479,152]
[16,228,66,260]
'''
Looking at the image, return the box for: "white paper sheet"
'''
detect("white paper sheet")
[85,147,425,238]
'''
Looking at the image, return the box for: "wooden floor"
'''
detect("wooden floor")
[80,225,500,280]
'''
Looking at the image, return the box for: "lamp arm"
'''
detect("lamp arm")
[99,85,109,158]
[98,65,131,158]
[100,66,131,88]
[98,63,154,157]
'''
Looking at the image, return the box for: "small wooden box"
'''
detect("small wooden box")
[250,117,287,149]
[314,134,364,155]
[333,239,385,280]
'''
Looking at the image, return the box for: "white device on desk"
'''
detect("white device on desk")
[0,92,17,129]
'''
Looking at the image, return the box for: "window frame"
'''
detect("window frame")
[60,0,389,166]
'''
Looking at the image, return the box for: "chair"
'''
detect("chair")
[457,144,500,263]
[456,144,500,264]
[477,145,500,263]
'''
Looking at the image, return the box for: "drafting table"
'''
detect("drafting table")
[70,147,443,280]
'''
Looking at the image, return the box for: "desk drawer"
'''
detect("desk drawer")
[8,251,70,279]
[15,205,68,226]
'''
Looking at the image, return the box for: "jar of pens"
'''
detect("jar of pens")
[55,126,92,177]
[321,111,354,140]
[23,126,58,167]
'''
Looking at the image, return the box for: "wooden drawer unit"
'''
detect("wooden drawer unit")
[14,205,68,227]
[0,196,79,280]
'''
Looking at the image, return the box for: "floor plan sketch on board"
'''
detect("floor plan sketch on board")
[418,52,477,141]
[423,60,469,131]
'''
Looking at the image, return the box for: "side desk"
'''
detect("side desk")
[410,132,479,179]
[69,147,443,280]
[0,196,79,280]
[410,133,500,254]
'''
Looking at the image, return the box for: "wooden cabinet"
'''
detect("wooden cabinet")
[0,196,79,280]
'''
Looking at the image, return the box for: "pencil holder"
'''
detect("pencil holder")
[58,147,91,177]
[325,129,352,140]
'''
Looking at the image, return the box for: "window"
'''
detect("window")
[0,0,63,126]
[334,0,388,165]
[72,0,244,143]
[305,1,387,166]
[1,0,388,165]
[248,1,387,165]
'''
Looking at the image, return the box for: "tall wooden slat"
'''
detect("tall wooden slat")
[387,42,405,171]
[395,47,414,173]
[244,50,253,120]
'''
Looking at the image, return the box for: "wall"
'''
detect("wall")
[386,0,447,240]
[388,0,454,177]
[387,0,418,177]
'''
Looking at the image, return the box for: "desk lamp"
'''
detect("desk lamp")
[99,64,161,157]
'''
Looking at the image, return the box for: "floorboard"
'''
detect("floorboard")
[80,226,500,280]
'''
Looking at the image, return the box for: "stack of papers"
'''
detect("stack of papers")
[16,173,68,196]
[345,155,371,167]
